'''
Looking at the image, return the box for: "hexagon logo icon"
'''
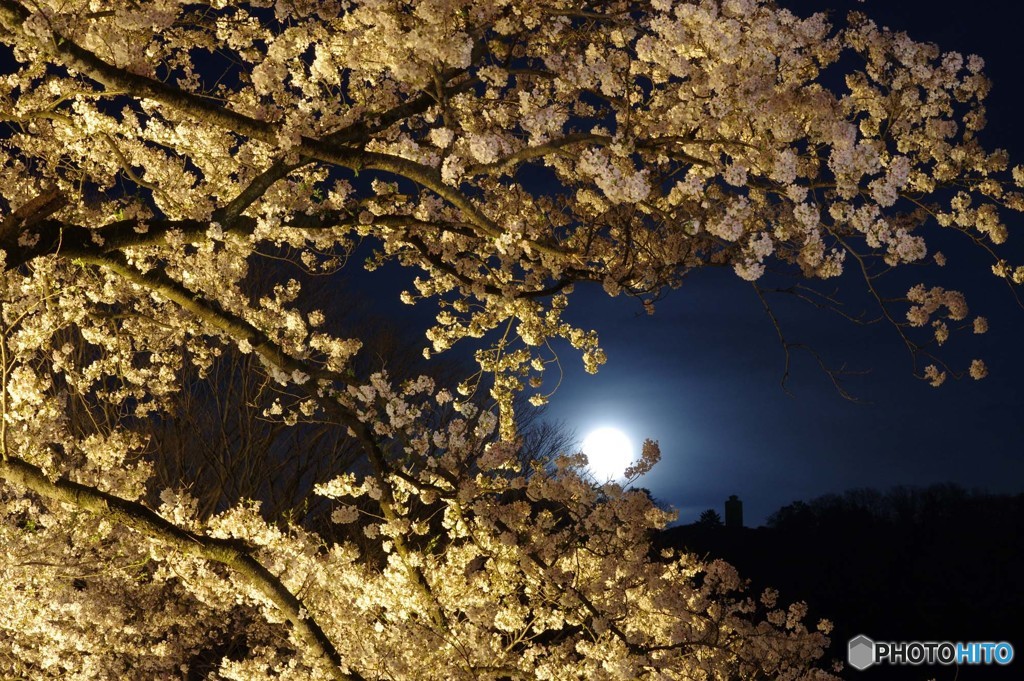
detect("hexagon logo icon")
[848,635,875,670]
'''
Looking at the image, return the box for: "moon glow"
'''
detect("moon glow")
[582,427,634,480]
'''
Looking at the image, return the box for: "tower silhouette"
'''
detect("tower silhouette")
[725,495,743,528]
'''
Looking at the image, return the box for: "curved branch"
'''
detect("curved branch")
[0,2,563,257]
[404,234,574,300]
[0,454,363,681]
[463,132,716,177]
[752,283,864,401]
[68,251,356,388]
[214,75,481,225]
[0,212,437,270]
[68,251,452,633]
[464,133,608,176]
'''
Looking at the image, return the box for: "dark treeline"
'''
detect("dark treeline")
[657,484,1024,680]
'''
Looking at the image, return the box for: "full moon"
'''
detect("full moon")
[582,427,634,481]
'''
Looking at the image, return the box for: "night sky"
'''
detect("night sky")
[538,0,1024,525]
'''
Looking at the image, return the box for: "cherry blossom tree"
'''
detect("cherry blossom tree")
[0,0,1019,677]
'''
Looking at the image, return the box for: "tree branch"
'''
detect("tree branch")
[213,76,481,226]
[0,453,362,681]
[0,1,566,259]
[0,213,433,270]
[67,251,357,388]
[66,250,451,633]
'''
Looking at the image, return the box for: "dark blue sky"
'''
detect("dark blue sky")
[542,0,1024,525]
